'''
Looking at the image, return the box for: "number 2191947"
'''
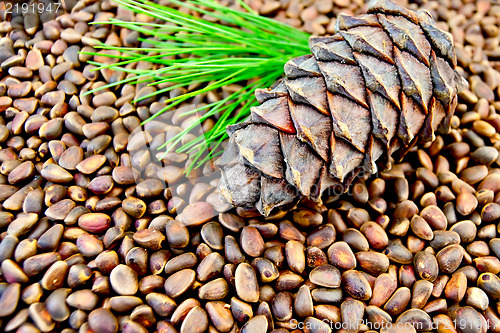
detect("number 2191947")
[5,1,62,14]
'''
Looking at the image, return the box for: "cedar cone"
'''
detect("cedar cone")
[216,0,467,216]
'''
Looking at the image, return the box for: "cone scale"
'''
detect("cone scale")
[216,0,466,216]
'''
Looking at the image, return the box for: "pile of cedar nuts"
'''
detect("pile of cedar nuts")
[1,0,500,332]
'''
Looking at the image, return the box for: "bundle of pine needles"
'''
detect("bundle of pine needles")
[83,0,311,172]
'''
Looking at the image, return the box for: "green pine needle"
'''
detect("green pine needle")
[83,0,311,173]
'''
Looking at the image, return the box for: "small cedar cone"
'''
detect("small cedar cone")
[216,0,467,216]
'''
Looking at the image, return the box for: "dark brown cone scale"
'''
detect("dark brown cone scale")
[216,0,466,216]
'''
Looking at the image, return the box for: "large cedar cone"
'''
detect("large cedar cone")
[216,0,467,216]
